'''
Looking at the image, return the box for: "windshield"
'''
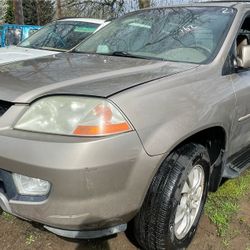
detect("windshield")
[19,21,100,51]
[75,7,236,64]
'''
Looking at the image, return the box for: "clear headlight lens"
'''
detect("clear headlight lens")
[14,96,132,136]
[13,173,50,196]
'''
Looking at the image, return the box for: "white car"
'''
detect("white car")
[0,18,105,65]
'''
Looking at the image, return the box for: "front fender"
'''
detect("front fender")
[111,66,236,156]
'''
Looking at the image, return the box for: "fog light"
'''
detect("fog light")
[13,173,50,196]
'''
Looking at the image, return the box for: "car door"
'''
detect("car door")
[229,13,250,157]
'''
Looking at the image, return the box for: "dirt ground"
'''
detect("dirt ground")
[0,195,249,250]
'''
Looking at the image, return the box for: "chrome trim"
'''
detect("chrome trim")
[238,113,250,122]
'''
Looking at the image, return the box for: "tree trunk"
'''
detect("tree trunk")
[13,0,24,24]
[36,0,40,25]
[56,0,62,19]
[138,0,151,9]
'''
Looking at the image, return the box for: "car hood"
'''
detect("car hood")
[0,53,198,103]
[0,46,59,65]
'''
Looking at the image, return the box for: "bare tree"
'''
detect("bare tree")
[138,0,151,9]
[36,0,41,25]
[59,0,192,20]
[0,0,7,23]
[13,0,24,24]
[61,0,125,19]
[56,0,63,19]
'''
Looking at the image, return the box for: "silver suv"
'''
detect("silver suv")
[0,1,249,250]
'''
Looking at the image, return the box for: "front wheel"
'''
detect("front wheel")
[134,143,210,250]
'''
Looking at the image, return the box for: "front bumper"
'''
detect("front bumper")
[0,126,162,233]
[0,169,128,238]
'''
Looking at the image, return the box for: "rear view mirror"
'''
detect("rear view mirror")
[237,45,250,68]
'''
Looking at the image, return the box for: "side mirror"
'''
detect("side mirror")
[237,45,250,68]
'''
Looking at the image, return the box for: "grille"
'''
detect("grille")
[0,100,13,117]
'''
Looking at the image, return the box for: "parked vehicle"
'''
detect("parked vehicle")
[0,1,249,250]
[0,24,41,48]
[0,18,105,65]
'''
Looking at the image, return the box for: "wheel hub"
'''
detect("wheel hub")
[174,165,205,240]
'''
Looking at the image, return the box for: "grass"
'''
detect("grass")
[2,211,14,221]
[25,232,37,246]
[205,170,250,237]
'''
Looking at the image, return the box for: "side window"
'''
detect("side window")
[235,16,250,69]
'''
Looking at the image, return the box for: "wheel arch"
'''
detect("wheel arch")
[176,126,227,166]
[148,125,228,196]
[135,125,228,216]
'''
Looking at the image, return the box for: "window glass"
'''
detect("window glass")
[19,21,100,51]
[28,29,38,37]
[76,7,236,64]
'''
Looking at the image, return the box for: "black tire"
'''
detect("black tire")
[134,143,210,250]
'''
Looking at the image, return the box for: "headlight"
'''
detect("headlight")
[13,173,50,196]
[14,96,132,136]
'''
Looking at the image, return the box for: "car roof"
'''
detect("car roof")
[57,18,105,24]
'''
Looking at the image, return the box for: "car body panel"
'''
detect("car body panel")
[0,53,197,103]
[224,5,250,156]
[110,64,236,156]
[0,125,162,229]
[58,18,105,24]
[0,46,59,65]
[230,70,250,154]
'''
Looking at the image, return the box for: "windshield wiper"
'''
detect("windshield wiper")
[110,51,157,60]
[73,50,162,61]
